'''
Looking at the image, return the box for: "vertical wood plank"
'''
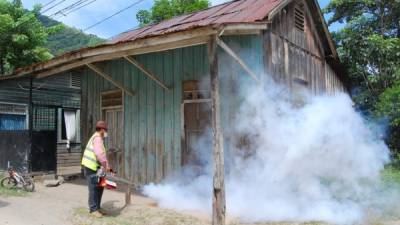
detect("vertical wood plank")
[147,54,156,183]
[132,58,140,184]
[163,50,173,178]
[138,55,147,184]
[173,48,183,171]
[123,59,131,180]
[183,47,194,81]
[155,52,165,182]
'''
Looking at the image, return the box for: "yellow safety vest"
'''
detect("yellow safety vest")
[81,133,106,171]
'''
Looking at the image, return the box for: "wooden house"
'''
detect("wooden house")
[0,0,346,182]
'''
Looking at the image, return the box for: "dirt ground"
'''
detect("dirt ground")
[0,179,400,225]
[0,179,211,225]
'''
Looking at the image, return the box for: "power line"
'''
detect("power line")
[49,0,91,17]
[81,0,147,32]
[41,0,59,8]
[60,0,97,16]
[41,0,66,14]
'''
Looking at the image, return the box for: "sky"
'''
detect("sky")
[22,0,343,39]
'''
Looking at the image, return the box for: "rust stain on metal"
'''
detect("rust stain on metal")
[110,0,282,43]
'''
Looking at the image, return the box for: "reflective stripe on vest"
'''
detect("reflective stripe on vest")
[81,133,106,171]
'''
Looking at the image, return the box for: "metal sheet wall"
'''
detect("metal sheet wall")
[81,35,264,184]
[0,71,81,108]
[0,131,30,171]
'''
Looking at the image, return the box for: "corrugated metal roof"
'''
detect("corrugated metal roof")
[110,0,283,43]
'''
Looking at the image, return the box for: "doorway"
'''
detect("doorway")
[101,90,124,176]
[30,104,58,172]
[182,100,212,167]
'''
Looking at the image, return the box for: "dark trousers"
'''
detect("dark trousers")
[84,167,104,213]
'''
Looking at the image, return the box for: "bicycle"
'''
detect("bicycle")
[1,166,35,192]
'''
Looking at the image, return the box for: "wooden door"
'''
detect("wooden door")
[183,101,212,168]
[103,107,124,176]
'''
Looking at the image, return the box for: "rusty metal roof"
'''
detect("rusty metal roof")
[110,0,283,43]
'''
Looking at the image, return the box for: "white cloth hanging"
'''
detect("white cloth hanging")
[64,110,76,147]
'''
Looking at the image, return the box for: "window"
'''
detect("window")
[58,109,80,144]
[183,80,210,100]
[294,2,305,32]
[70,73,81,89]
[101,90,123,108]
[0,103,27,131]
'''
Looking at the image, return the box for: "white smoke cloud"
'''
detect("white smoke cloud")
[144,76,392,224]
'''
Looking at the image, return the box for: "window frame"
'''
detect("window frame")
[57,108,81,144]
[0,102,28,130]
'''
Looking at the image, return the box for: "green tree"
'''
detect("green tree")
[136,0,210,26]
[324,0,400,162]
[0,0,62,75]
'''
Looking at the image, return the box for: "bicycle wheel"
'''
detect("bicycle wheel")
[23,178,35,192]
[1,177,17,189]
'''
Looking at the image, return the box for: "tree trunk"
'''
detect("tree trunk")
[208,36,226,225]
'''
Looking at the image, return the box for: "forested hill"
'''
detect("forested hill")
[38,15,105,56]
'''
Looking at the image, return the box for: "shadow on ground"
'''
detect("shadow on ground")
[102,200,126,217]
[0,200,9,208]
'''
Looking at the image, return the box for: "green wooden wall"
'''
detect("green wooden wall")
[81,34,263,184]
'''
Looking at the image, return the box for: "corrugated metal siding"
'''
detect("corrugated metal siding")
[0,72,81,108]
[82,35,263,184]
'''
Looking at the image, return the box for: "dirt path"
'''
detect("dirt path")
[0,179,210,225]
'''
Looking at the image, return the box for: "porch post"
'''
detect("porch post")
[28,75,33,173]
[208,35,226,225]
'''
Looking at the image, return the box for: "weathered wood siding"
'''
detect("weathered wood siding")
[57,144,81,175]
[82,46,207,184]
[81,35,263,184]
[264,0,344,95]
[325,63,345,94]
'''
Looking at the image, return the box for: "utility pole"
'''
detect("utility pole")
[208,35,226,225]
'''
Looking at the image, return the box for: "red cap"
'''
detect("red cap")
[96,121,108,130]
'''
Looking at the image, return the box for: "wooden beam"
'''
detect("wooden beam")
[208,36,226,225]
[33,35,211,80]
[123,56,170,91]
[215,37,259,82]
[3,27,217,79]
[3,23,269,80]
[222,23,268,31]
[2,23,271,81]
[86,63,135,96]
[268,0,292,20]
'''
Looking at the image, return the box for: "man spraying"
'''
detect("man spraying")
[81,120,110,218]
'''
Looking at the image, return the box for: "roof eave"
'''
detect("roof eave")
[0,23,268,81]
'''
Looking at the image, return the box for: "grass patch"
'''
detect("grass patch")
[72,207,133,225]
[381,166,400,186]
[71,206,206,225]
[0,175,29,197]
